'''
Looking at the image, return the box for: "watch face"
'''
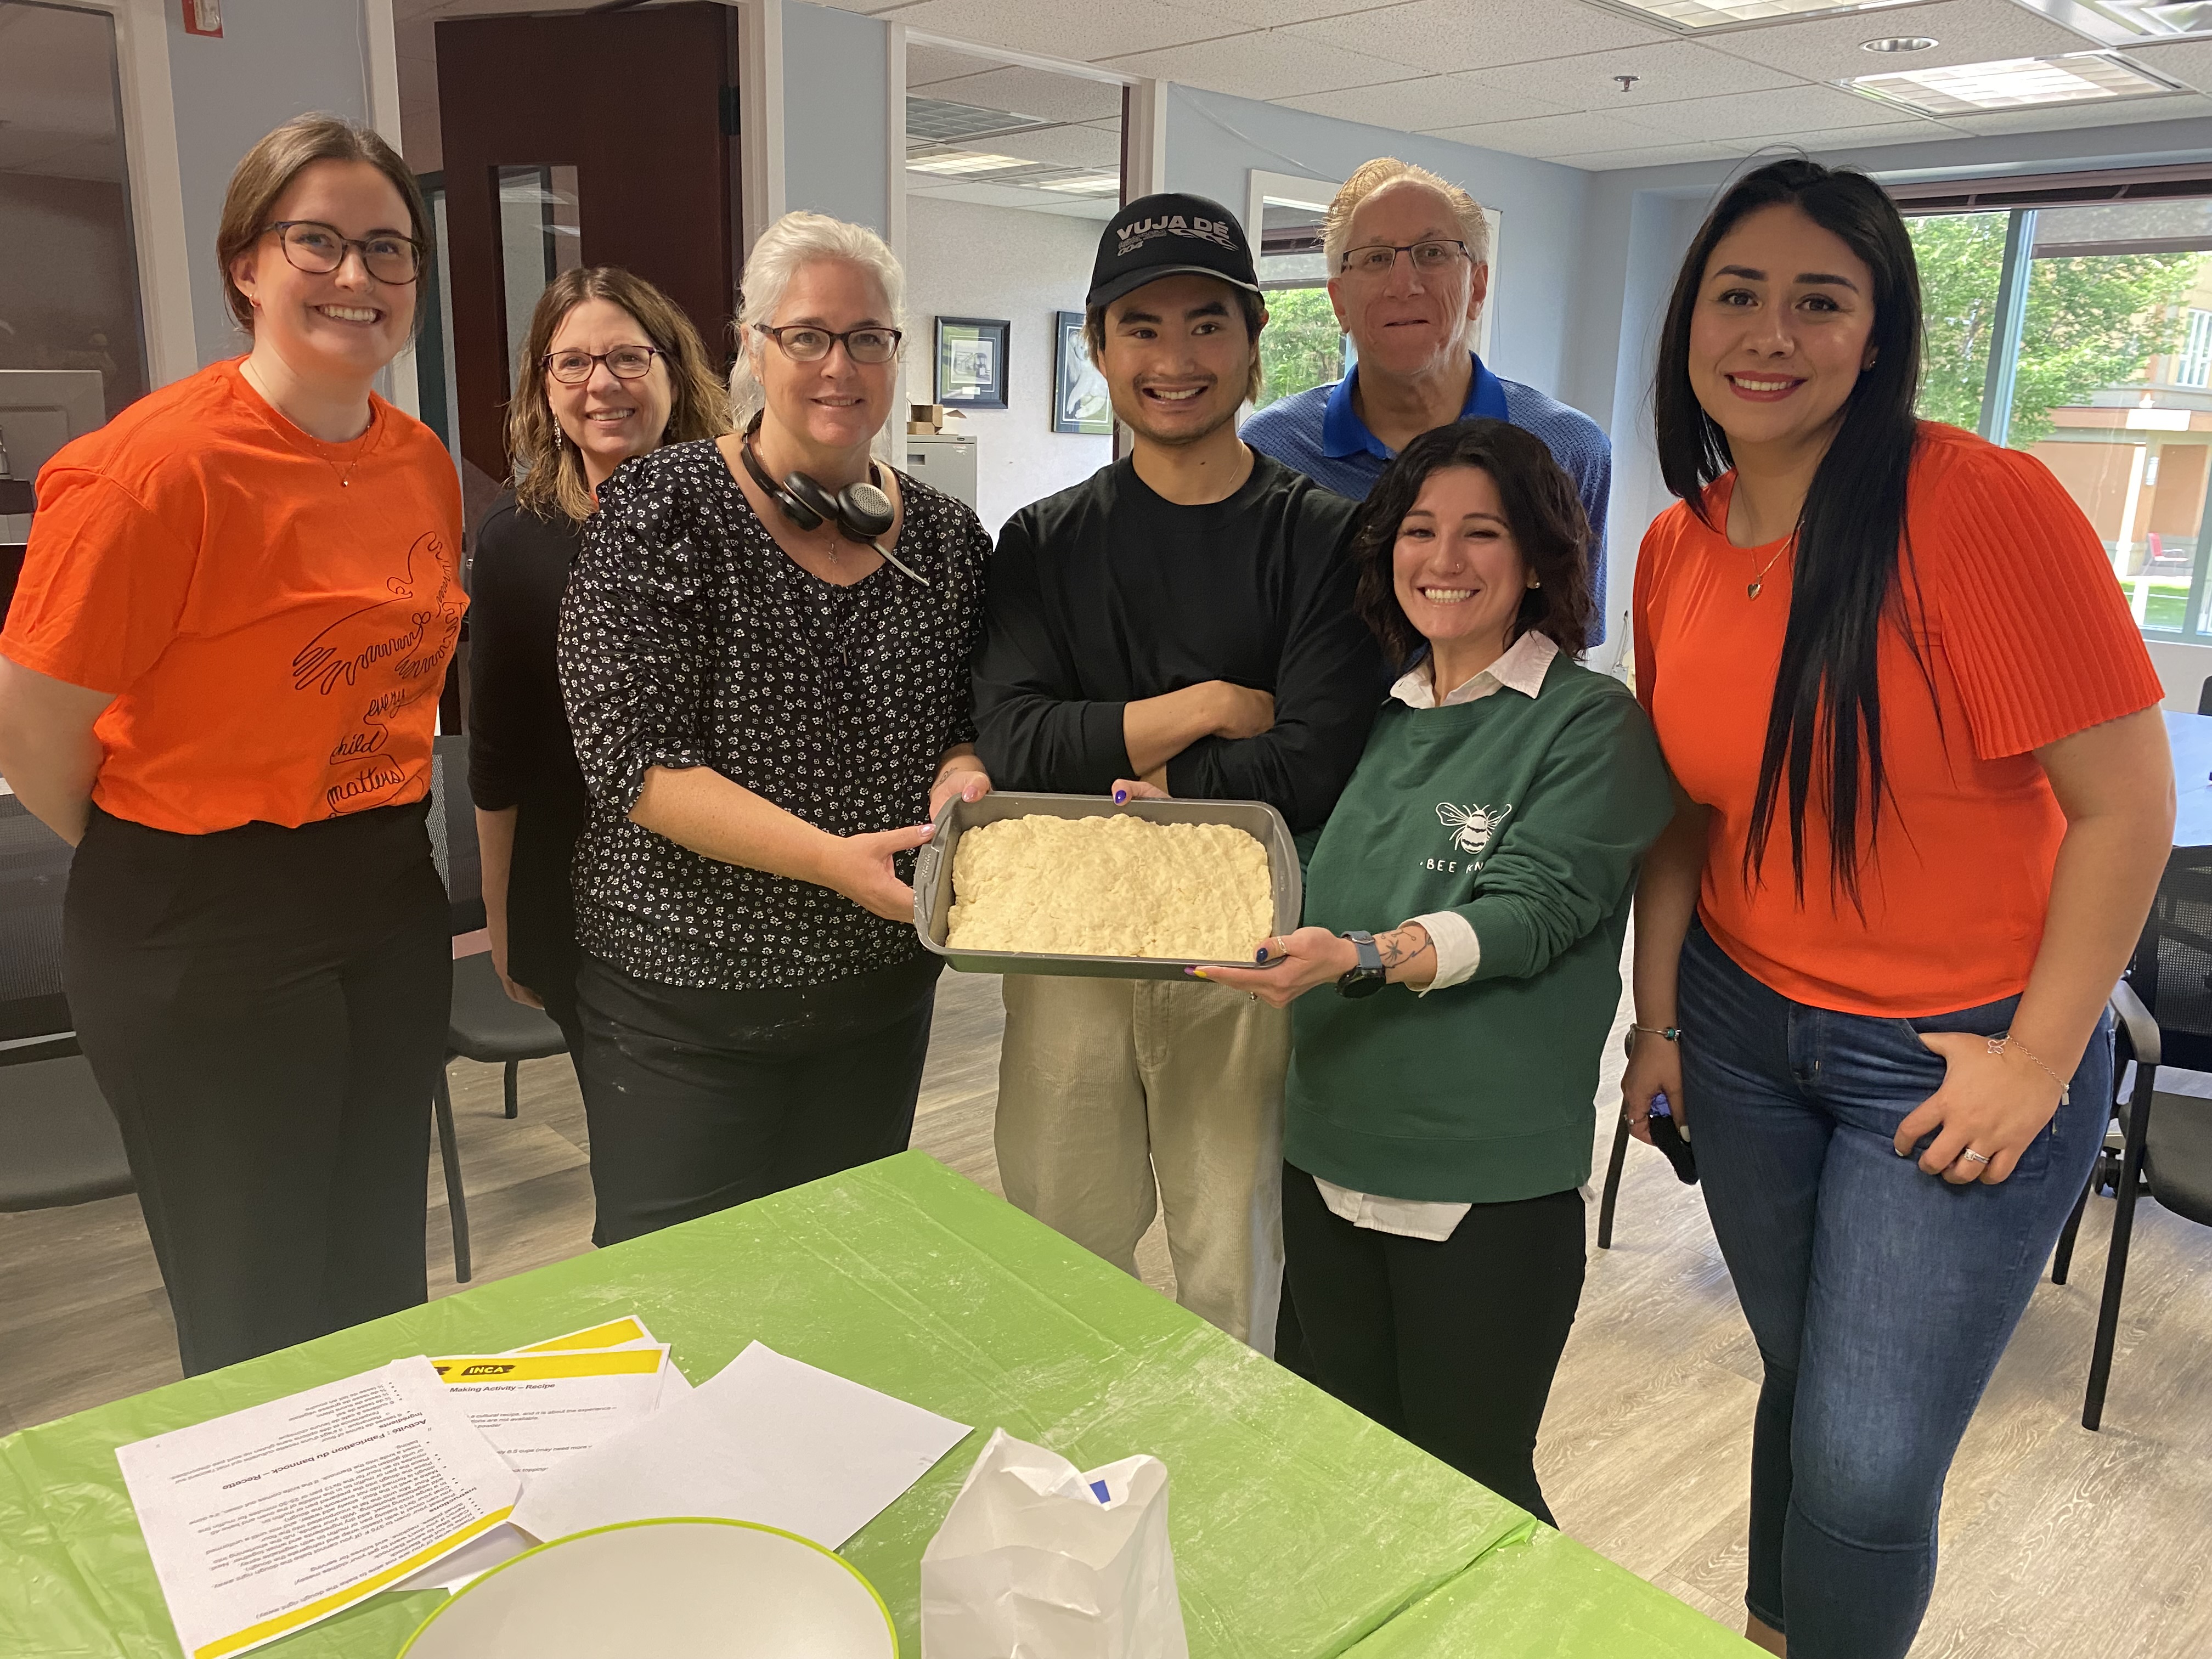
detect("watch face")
[1341,971,1387,1000]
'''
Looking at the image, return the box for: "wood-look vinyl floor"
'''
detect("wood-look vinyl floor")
[4,969,2208,1656]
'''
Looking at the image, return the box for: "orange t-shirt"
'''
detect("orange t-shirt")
[1634,421,2164,1017]
[1,357,466,834]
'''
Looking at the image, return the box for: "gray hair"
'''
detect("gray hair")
[729,211,907,432]
[1322,159,1491,349]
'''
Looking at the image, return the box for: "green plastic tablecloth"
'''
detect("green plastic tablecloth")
[0,1151,1751,1657]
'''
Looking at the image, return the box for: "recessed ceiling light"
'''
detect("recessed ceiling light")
[905,150,1030,177]
[1862,35,1938,52]
[1595,0,1916,29]
[1849,51,2179,115]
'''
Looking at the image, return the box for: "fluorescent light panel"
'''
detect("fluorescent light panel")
[905,149,1031,177]
[1851,52,2177,115]
[1598,0,1915,27]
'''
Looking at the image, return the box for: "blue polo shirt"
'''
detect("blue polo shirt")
[1242,353,1611,639]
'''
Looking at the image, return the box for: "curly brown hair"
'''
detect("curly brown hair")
[506,267,732,522]
[1351,418,1594,671]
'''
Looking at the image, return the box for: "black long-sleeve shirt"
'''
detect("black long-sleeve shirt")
[466,492,588,1000]
[972,450,1382,834]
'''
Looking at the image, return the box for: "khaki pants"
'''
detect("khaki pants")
[995,973,1290,1350]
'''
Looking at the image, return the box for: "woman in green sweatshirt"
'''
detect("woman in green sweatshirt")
[1200,418,1673,1523]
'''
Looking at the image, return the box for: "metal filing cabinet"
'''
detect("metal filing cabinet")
[902,431,978,510]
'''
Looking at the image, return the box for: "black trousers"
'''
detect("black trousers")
[64,802,450,1376]
[1281,1163,1587,1523]
[572,950,942,1245]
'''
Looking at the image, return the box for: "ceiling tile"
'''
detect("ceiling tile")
[1273,72,1576,130]
[908,63,1127,125]
[1104,31,1433,100]
[1282,0,1677,76]
[1734,116,1960,150]
[1549,139,1749,168]
[1183,0,1381,22]
[1421,109,1678,154]
[884,0,1224,62]
[2121,40,2212,95]
[1703,0,2096,81]
[1619,81,1903,137]
[923,122,1122,168]
[1452,37,1804,106]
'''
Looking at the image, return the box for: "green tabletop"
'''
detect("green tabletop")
[0,1152,1750,1657]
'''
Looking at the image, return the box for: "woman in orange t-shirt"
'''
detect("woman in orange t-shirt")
[1622,160,2172,1659]
[0,117,464,1376]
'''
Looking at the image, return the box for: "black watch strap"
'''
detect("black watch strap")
[1336,930,1388,999]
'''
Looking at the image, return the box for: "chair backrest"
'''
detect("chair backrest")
[2132,850,2212,1075]
[430,732,487,938]
[2199,675,2212,718]
[0,794,74,1045]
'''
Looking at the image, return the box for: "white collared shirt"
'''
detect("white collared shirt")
[1313,629,1559,1243]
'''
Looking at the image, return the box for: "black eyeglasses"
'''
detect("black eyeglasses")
[263,220,422,284]
[754,323,902,365]
[1339,239,1472,278]
[543,345,664,384]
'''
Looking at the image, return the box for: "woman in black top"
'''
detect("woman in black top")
[468,267,729,1042]
[558,212,993,1243]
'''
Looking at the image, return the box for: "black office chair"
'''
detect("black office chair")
[424,736,568,1280]
[2050,856,2212,1430]
[2197,674,2212,717]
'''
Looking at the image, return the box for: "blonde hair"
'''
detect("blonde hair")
[506,267,732,523]
[729,212,906,432]
[1323,157,1491,283]
[216,114,430,335]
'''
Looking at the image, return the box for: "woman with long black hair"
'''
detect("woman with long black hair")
[1623,159,2173,1658]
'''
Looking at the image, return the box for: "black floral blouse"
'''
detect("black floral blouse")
[557,438,991,990]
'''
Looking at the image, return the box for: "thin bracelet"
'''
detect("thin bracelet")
[1989,1032,2070,1105]
[1630,1024,1681,1042]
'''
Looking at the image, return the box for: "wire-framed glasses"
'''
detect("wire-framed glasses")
[754,323,903,364]
[263,220,422,284]
[1339,239,1471,278]
[543,346,664,384]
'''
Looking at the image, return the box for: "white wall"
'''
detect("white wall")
[902,195,1109,538]
[783,1,888,234]
[165,0,376,368]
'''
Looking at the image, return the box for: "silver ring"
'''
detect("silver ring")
[1961,1148,1991,1166]
[1248,992,1259,1002]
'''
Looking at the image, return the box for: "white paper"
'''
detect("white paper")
[505,1314,693,1404]
[117,1357,518,1659]
[430,1345,672,1479]
[511,1341,972,1550]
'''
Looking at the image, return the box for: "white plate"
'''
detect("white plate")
[399,1517,897,1659]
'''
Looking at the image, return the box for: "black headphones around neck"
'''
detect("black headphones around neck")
[739,414,895,544]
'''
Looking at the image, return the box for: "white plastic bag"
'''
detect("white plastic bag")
[920,1428,1189,1659]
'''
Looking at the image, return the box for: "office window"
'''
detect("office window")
[1906,195,2212,640]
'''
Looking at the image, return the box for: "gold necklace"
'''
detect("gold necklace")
[242,360,379,488]
[1745,537,1792,600]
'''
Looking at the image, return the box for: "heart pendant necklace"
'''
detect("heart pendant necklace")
[1745,539,1791,600]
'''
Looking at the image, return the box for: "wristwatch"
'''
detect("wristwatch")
[1335,930,1388,999]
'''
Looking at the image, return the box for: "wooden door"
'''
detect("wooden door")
[435,3,742,510]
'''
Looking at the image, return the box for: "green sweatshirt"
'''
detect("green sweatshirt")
[1285,653,1674,1204]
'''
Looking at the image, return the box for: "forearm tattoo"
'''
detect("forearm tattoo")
[1377,923,1432,971]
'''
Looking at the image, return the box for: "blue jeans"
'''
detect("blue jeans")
[1679,923,2109,1659]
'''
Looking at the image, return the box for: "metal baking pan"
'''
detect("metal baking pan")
[912,791,1302,979]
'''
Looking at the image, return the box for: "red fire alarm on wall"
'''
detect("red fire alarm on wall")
[182,0,222,37]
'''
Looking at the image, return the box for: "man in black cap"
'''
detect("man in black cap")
[973,194,1382,1351]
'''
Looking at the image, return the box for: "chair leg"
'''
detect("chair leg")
[503,1059,518,1121]
[1597,1114,1632,1251]
[2084,1080,2157,1431]
[433,1068,472,1285]
[2052,1168,2094,1285]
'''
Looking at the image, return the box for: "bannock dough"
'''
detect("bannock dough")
[946,814,1273,961]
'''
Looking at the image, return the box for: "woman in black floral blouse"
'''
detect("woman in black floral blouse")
[558,211,992,1243]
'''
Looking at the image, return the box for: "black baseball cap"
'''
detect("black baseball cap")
[1086,193,1262,311]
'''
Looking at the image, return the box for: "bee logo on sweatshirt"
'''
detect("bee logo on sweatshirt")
[1436,801,1511,861]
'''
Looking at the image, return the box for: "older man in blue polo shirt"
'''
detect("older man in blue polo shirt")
[1243,156,1610,630]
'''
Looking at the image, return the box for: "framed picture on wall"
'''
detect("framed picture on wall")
[935,317,1009,409]
[1053,311,1110,436]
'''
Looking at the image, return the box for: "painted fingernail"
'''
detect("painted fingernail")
[1114,789,1127,803]
[1255,947,1270,963]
